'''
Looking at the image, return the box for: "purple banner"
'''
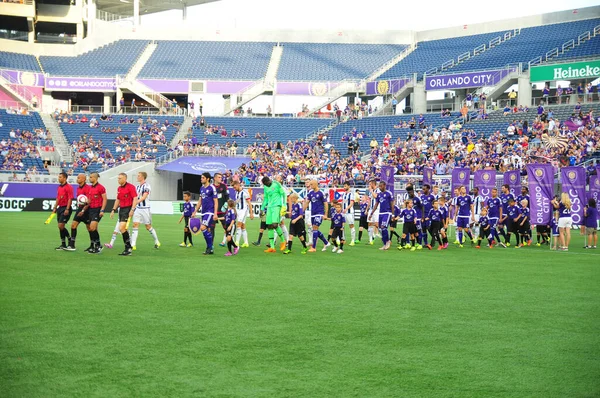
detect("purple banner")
[156,156,252,175]
[138,79,189,93]
[503,170,521,195]
[275,81,341,96]
[206,81,254,94]
[526,164,554,225]
[473,170,496,202]
[589,175,600,215]
[564,114,591,131]
[561,166,586,225]
[381,166,395,197]
[423,167,433,187]
[451,168,470,197]
[365,79,408,96]
[425,68,514,91]
[46,76,116,92]
[1,69,45,87]
[0,182,75,198]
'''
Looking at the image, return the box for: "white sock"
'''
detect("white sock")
[368,226,374,241]
[455,230,460,241]
[281,225,289,241]
[131,228,139,247]
[350,227,356,242]
[110,231,118,245]
[148,227,159,244]
[222,233,227,244]
[235,228,242,244]
[242,229,248,244]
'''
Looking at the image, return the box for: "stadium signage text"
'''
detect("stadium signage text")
[529,60,600,82]
[425,69,513,90]
[45,77,117,92]
[0,198,33,211]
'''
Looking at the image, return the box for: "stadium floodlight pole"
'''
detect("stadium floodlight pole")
[133,0,140,27]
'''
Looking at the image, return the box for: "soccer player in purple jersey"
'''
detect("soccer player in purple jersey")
[475,207,493,249]
[486,188,505,247]
[284,193,308,254]
[369,181,394,250]
[330,203,346,254]
[454,186,475,247]
[223,199,238,256]
[426,199,443,249]
[420,184,435,249]
[517,199,532,247]
[406,185,424,249]
[505,198,522,248]
[178,191,195,247]
[303,180,330,252]
[192,172,218,255]
[499,184,515,246]
[398,200,418,251]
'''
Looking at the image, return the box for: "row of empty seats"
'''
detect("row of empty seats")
[0,51,41,72]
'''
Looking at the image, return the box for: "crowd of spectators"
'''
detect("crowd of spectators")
[0,126,51,176]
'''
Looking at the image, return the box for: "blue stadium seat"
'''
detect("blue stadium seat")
[0,110,50,174]
[0,51,41,72]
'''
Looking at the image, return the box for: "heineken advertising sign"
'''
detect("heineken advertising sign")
[530,59,600,82]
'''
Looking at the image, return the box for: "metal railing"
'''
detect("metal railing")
[0,99,27,110]
[528,24,600,67]
[0,69,37,106]
[531,93,600,107]
[96,9,133,24]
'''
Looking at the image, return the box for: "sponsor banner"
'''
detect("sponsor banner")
[206,81,254,94]
[0,69,45,87]
[561,166,586,225]
[275,81,341,96]
[526,164,554,225]
[365,79,408,96]
[423,167,434,187]
[45,76,117,92]
[22,198,116,212]
[0,182,78,198]
[503,170,521,195]
[451,168,470,197]
[0,197,34,211]
[589,174,600,215]
[157,156,252,175]
[425,68,514,91]
[473,170,496,203]
[530,59,600,82]
[138,79,189,94]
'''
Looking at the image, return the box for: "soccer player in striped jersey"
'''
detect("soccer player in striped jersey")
[367,180,380,244]
[471,187,486,239]
[233,181,253,247]
[130,172,160,250]
[341,182,356,245]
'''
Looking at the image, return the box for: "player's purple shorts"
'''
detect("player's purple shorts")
[378,213,391,228]
[415,219,422,231]
[456,216,470,229]
[488,217,499,228]
[201,213,214,227]
[311,215,323,226]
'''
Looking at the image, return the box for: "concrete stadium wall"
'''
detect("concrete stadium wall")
[100,161,180,201]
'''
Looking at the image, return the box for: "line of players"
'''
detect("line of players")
[52,171,161,255]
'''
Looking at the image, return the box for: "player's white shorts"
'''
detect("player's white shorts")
[473,215,480,224]
[305,210,312,226]
[345,211,355,225]
[367,209,379,224]
[557,217,573,229]
[237,208,249,224]
[133,208,152,225]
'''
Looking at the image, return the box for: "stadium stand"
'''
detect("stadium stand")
[553,33,600,61]
[276,43,408,81]
[447,18,600,73]
[58,114,183,173]
[138,41,275,80]
[0,110,50,174]
[39,40,148,77]
[0,51,42,72]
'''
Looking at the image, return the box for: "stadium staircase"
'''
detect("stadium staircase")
[223,44,283,116]
[365,43,416,82]
[117,41,171,110]
[0,70,36,108]
[40,112,72,162]
[170,115,194,146]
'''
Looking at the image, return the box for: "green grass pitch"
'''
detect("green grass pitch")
[1,213,599,397]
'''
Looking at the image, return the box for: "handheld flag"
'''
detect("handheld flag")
[44,212,56,224]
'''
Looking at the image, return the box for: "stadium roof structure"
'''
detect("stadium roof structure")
[96,0,221,17]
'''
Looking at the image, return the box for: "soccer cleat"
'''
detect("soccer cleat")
[241,243,249,248]
[332,247,338,253]
[224,252,233,256]
[233,247,239,255]
[536,243,541,247]
[219,242,226,247]
[337,250,344,254]
[264,248,277,253]
[104,243,113,249]
[283,249,291,255]
[475,245,481,249]
[437,246,443,251]
[84,246,93,253]
[56,245,66,251]
[187,243,193,248]
[410,246,416,251]
[252,241,260,247]
[280,242,287,251]
[416,245,423,250]
[369,241,374,245]
[459,244,463,248]
[154,242,161,249]
[301,248,308,254]
[527,240,532,246]
[179,242,187,247]
[426,244,432,250]
[87,248,98,254]
[132,246,137,251]
[499,242,507,248]
[397,246,403,251]
[322,243,331,252]
[203,249,214,255]
[454,240,460,245]
[354,240,360,244]
[505,242,511,247]
[349,242,355,246]
[64,246,76,252]
[118,249,132,256]
[308,248,317,253]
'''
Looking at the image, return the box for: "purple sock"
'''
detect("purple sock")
[458,231,463,244]
[382,229,389,244]
[312,231,318,249]
[203,229,213,249]
[318,231,328,244]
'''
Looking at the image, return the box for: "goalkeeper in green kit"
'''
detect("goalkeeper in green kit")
[261,176,287,253]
